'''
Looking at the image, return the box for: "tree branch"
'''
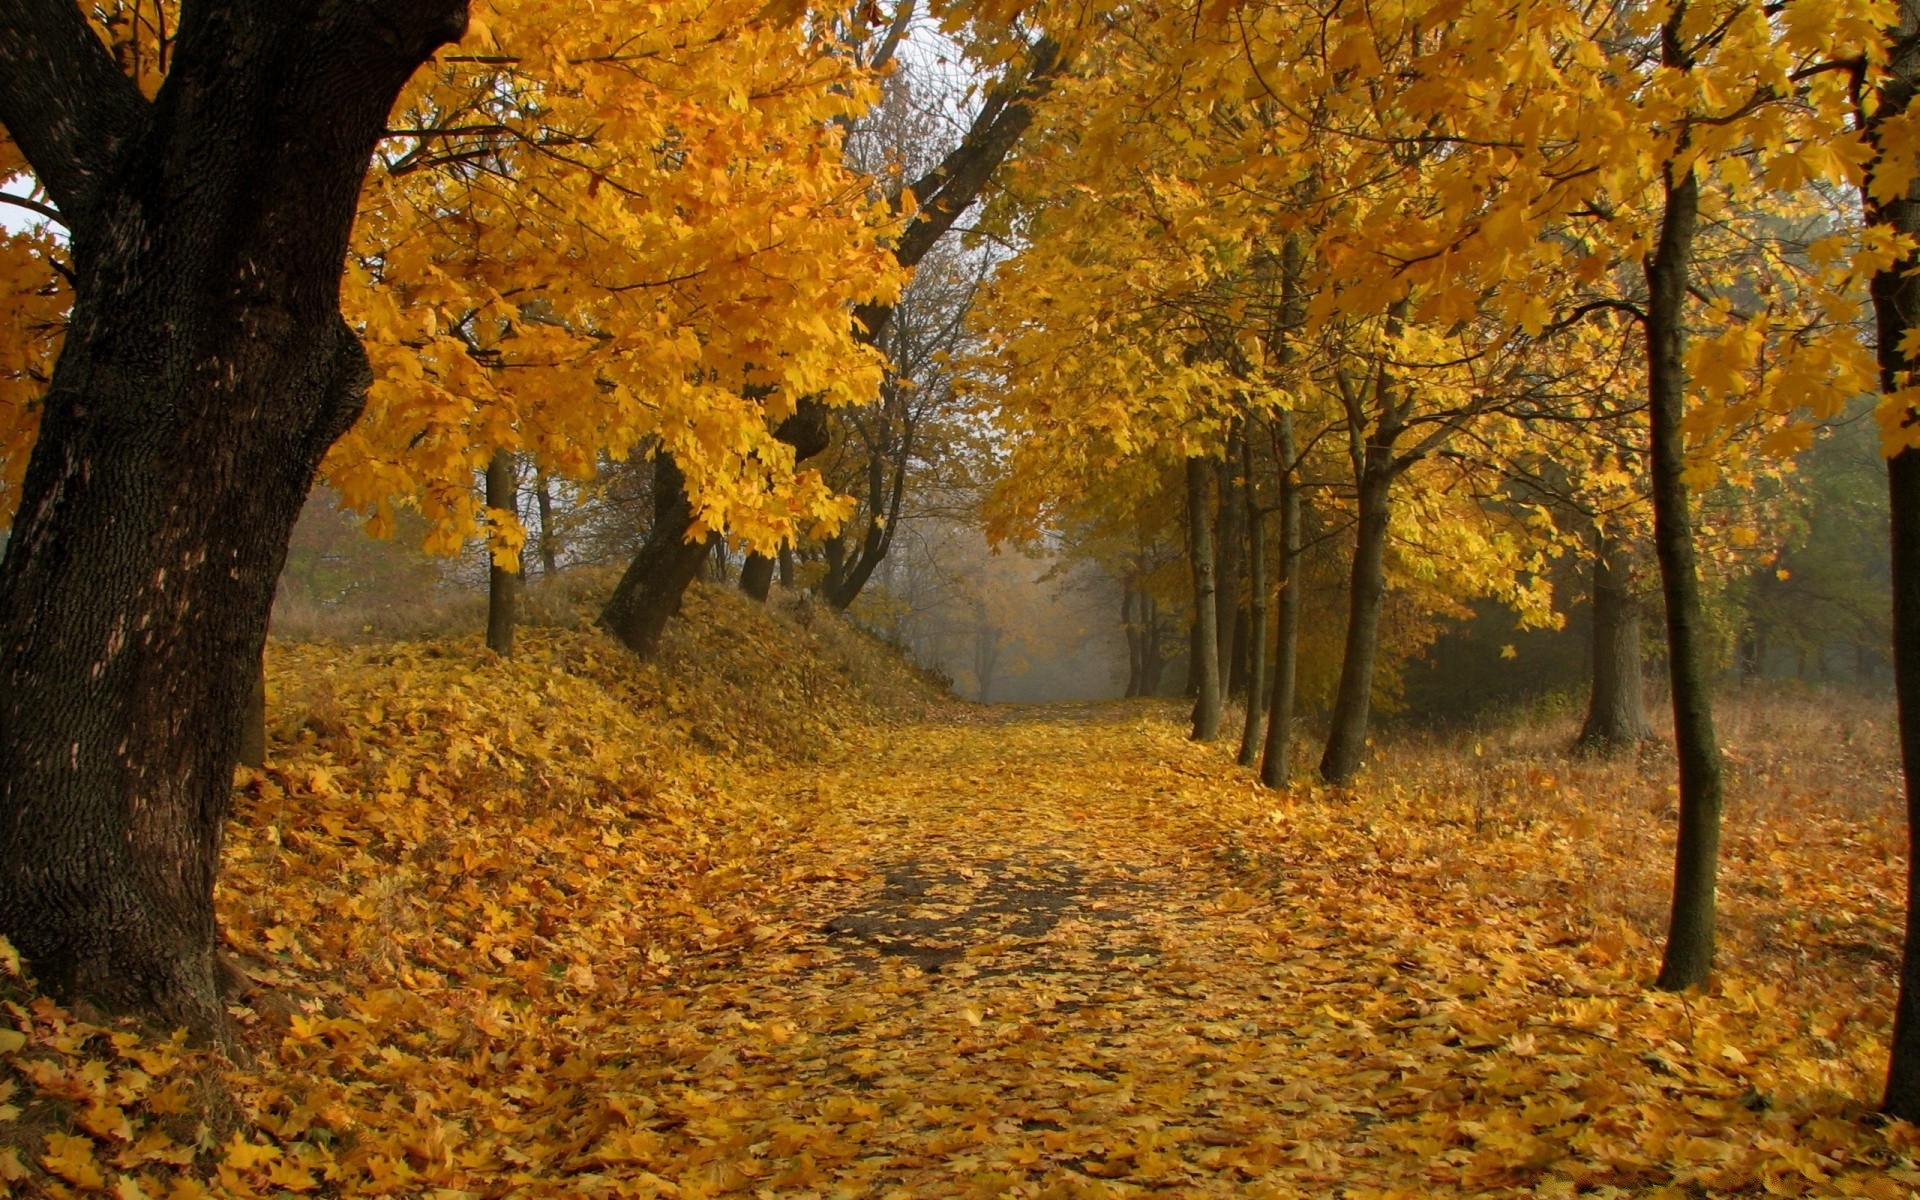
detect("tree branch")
[0,0,150,228]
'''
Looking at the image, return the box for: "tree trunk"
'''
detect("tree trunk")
[740,553,776,601]
[1865,4,1920,1114]
[1144,596,1166,696]
[779,545,796,587]
[0,0,466,1037]
[599,453,712,658]
[1214,441,1245,692]
[1579,536,1650,749]
[1260,415,1302,789]
[235,658,267,771]
[485,450,520,658]
[1645,147,1725,992]
[1187,456,1223,740]
[1237,503,1269,766]
[1320,465,1393,783]
[1123,584,1144,697]
[534,469,558,575]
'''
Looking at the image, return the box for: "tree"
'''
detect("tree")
[0,0,468,1036]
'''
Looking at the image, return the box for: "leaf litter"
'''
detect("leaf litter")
[0,599,1914,1198]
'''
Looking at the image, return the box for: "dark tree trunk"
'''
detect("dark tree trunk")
[1645,134,1725,992]
[740,553,776,601]
[1184,615,1202,699]
[779,545,796,588]
[1864,1,1920,1116]
[235,658,267,771]
[0,0,466,1036]
[1260,415,1302,789]
[599,453,712,658]
[1320,464,1394,783]
[1123,585,1144,697]
[1143,597,1166,696]
[1187,456,1223,741]
[534,469,558,575]
[1237,502,1269,766]
[1214,441,1246,693]
[1579,536,1650,749]
[485,450,520,658]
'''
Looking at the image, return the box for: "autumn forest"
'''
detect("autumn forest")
[0,0,1918,1195]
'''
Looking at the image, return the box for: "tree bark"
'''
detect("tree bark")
[1645,118,1725,992]
[534,469,558,575]
[599,453,713,658]
[485,450,520,657]
[1320,464,1393,784]
[0,0,467,1037]
[1260,415,1302,789]
[1215,441,1246,693]
[1237,501,1269,766]
[1863,0,1920,1117]
[740,553,776,601]
[1579,536,1650,749]
[235,658,267,771]
[1187,456,1223,741]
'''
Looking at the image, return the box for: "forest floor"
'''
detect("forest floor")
[0,593,1915,1198]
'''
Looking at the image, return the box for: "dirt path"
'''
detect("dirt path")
[620,706,1396,1199]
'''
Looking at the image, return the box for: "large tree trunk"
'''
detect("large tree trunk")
[599,453,713,658]
[485,450,520,658]
[1579,536,1650,749]
[0,0,466,1037]
[1320,465,1393,783]
[1187,456,1223,740]
[235,659,268,771]
[1260,415,1302,789]
[1865,0,1920,1117]
[1645,142,1726,993]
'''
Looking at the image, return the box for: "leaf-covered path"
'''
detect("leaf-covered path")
[641,704,1354,1197]
[600,703,1908,1199]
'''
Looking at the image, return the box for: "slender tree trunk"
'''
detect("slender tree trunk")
[1215,442,1246,691]
[1187,456,1223,740]
[1260,416,1302,789]
[779,545,796,588]
[1123,585,1143,697]
[1864,3,1920,1114]
[599,454,713,658]
[1645,146,1725,992]
[1238,503,1270,766]
[534,469,558,575]
[1320,466,1394,783]
[1144,598,1166,696]
[1579,536,1650,749]
[485,450,520,658]
[0,0,466,1036]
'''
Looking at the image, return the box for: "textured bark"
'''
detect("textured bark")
[599,454,712,658]
[0,0,466,1036]
[1320,466,1393,784]
[235,659,267,771]
[1187,457,1223,741]
[1260,415,1302,789]
[1579,537,1651,750]
[485,450,519,658]
[1864,0,1920,1117]
[1645,99,1725,991]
